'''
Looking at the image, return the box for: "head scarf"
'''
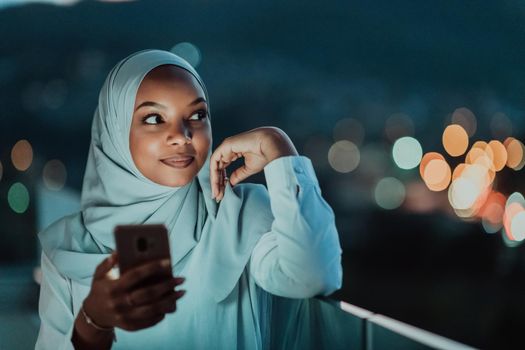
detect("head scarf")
[38,49,274,302]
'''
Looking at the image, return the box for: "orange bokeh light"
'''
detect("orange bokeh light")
[504,137,525,170]
[487,140,508,171]
[423,158,451,191]
[442,124,469,157]
[11,139,33,171]
[419,152,445,178]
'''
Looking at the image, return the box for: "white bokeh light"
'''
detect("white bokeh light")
[392,136,422,170]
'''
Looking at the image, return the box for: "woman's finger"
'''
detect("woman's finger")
[115,258,171,294]
[229,165,251,187]
[127,277,185,307]
[125,290,186,321]
[93,251,118,280]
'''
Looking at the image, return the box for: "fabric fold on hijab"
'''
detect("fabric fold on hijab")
[38,49,274,302]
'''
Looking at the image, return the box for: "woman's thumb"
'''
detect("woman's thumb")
[94,251,118,279]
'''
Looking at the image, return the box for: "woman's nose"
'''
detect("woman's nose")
[167,121,192,145]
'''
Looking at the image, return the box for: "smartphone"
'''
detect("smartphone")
[114,224,172,287]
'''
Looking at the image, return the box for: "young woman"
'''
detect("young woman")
[35,49,342,349]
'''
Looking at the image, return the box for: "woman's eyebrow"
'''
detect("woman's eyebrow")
[135,101,166,111]
[188,97,207,106]
[135,97,207,112]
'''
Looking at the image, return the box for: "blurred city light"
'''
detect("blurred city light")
[487,140,507,171]
[423,158,451,192]
[504,137,525,170]
[450,107,477,137]
[170,42,201,68]
[510,211,525,241]
[374,177,405,210]
[503,201,525,241]
[392,136,422,170]
[43,159,67,191]
[328,140,360,173]
[448,177,480,211]
[442,124,469,157]
[11,139,33,171]
[7,182,30,214]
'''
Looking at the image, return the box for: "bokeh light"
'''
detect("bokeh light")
[384,113,414,142]
[374,177,406,210]
[328,140,360,173]
[503,201,525,241]
[442,124,469,157]
[423,158,451,191]
[510,211,525,241]
[11,139,33,171]
[448,177,480,210]
[392,136,422,170]
[8,182,30,214]
[479,191,506,234]
[504,137,525,170]
[450,107,477,137]
[43,159,68,191]
[170,42,201,68]
[452,163,467,181]
[419,152,445,178]
[506,192,525,209]
[487,140,507,172]
[333,118,365,146]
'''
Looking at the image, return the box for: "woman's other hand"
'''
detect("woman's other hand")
[82,252,186,332]
[210,127,299,201]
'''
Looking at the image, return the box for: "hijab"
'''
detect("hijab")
[38,49,274,302]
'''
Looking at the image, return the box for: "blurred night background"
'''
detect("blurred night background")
[1,0,525,349]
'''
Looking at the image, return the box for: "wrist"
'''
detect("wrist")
[74,299,115,344]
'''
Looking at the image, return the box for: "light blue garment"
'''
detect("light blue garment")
[35,49,343,349]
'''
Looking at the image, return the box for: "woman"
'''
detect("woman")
[35,49,342,349]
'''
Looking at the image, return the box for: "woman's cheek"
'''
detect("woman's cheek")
[143,137,163,158]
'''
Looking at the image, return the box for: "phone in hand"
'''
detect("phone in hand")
[114,224,172,286]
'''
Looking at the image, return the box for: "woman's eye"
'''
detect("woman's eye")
[189,110,208,121]
[142,114,163,125]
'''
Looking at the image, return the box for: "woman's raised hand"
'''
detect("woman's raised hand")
[83,252,186,332]
[210,126,299,202]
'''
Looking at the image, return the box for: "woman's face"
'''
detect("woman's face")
[130,64,211,187]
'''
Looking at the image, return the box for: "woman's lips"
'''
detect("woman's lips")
[160,156,194,169]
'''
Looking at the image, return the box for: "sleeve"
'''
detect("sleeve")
[249,155,343,298]
[34,251,76,350]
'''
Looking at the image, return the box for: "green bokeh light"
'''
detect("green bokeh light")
[8,182,30,214]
